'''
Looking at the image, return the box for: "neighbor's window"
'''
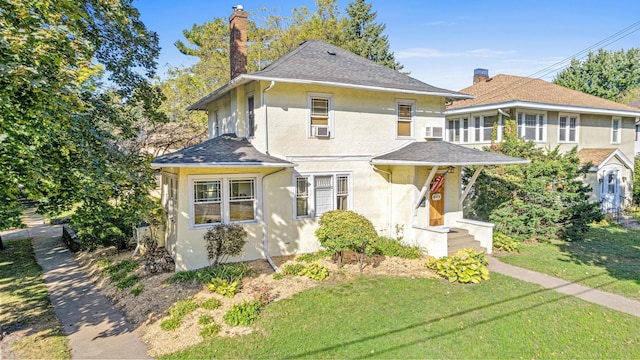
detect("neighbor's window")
[193,180,222,225]
[191,176,257,227]
[612,117,621,143]
[483,115,497,142]
[448,118,469,143]
[558,114,578,142]
[295,174,350,218]
[396,101,414,137]
[517,112,545,141]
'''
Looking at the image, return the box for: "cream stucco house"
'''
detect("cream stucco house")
[151,8,526,271]
[446,69,640,214]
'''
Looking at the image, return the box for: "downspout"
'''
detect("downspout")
[372,165,393,237]
[262,167,286,272]
[262,81,276,155]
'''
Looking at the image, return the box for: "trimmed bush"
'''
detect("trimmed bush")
[204,224,248,266]
[315,210,378,272]
[426,249,490,284]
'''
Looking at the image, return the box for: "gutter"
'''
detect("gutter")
[261,167,286,272]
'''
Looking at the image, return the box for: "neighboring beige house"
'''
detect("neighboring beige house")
[446,69,640,214]
[151,9,526,271]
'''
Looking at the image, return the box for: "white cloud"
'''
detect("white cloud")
[396,48,517,59]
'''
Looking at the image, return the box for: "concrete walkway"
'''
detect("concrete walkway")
[488,255,640,318]
[2,217,151,359]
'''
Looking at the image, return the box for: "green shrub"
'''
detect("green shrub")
[493,232,520,253]
[200,322,220,338]
[281,263,306,276]
[198,314,212,325]
[315,210,378,272]
[167,263,251,285]
[200,298,222,310]
[130,284,144,296]
[103,259,139,275]
[115,274,140,290]
[295,250,331,263]
[373,236,422,259]
[160,299,199,331]
[303,262,330,281]
[426,249,490,284]
[223,301,261,326]
[207,278,239,298]
[272,273,284,280]
[204,224,248,266]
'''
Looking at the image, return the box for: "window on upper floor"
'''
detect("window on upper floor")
[247,94,255,137]
[516,112,545,142]
[558,113,579,143]
[295,173,351,218]
[191,175,257,227]
[448,118,469,143]
[396,100,415,138]
[208,110,220,138]
[611,117,621,144]
[309,94,333,138]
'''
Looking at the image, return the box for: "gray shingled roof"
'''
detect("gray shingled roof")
[189,40,471,110]
[151,134,294,167]
[371,141,529,166]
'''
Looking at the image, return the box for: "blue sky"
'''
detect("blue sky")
[135,0,640,91]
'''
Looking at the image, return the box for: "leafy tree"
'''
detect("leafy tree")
[315,210,378,272]
[0,0,165,249]
[554,48,640,101]
[465,120,602,241]
[341,0,403,70]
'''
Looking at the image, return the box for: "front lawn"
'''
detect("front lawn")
[497,223,640,300]
[0,239,70,359]
[163,274,640,359]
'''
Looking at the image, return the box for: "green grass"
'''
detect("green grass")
[162,274,640,359]
[0,239,70,359]
[497,223,640,300]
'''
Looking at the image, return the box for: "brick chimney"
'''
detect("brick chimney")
[230,5,248,80]
[473,68,489,84]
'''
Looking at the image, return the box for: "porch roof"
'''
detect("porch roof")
[371,141,529,166]
[150,134,295,168]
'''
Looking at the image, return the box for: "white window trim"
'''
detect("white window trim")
[611,117,621,144]
[395,99,416,139]
[516,109,547,142]
[293,172,352,219]
[447,117,471,143]
[307,93,334,139]
[464,112,501,143]
[188,173,260,229]
[557,113,579,143]
[246,92,255,138]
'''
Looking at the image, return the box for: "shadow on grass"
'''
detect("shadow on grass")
[289,272,618,359]
[558,224,640,286]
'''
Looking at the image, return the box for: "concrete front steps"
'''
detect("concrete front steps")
[447,227,485,255]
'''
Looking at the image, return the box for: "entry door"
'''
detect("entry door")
[601,168,620,213]
[429,177,445,226]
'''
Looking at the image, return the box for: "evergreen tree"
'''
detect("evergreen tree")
[341,0,403,70]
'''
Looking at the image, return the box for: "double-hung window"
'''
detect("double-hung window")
[295,174,351,218]
[396,100,415,138]
[516,111,545,141]
[247,94,255,137]
[448,118,469,143]
[558,114,578,142]
[611,117,621,144]
[309,94,332,137]
[191,176,257,227]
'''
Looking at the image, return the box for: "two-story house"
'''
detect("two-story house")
[446,69,640,214]
[152,8,526,271]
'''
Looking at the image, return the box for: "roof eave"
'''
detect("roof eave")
[150,162,296,168]
[370,159,530,166]
[446,100,640,117]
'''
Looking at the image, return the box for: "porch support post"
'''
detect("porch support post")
[414,166,439,212]
[459,166,483,209]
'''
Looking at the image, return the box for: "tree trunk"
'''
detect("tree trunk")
[337,251,342,268]
[0,235,4,250]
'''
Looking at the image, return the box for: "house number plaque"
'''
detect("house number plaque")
[431,193,442,201]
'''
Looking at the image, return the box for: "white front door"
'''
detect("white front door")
[601,167,621,213]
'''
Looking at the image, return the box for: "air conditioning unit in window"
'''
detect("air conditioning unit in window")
[313,126,330,138]
[425,126,443,140]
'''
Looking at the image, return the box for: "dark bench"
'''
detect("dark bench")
[62,225,81,252]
